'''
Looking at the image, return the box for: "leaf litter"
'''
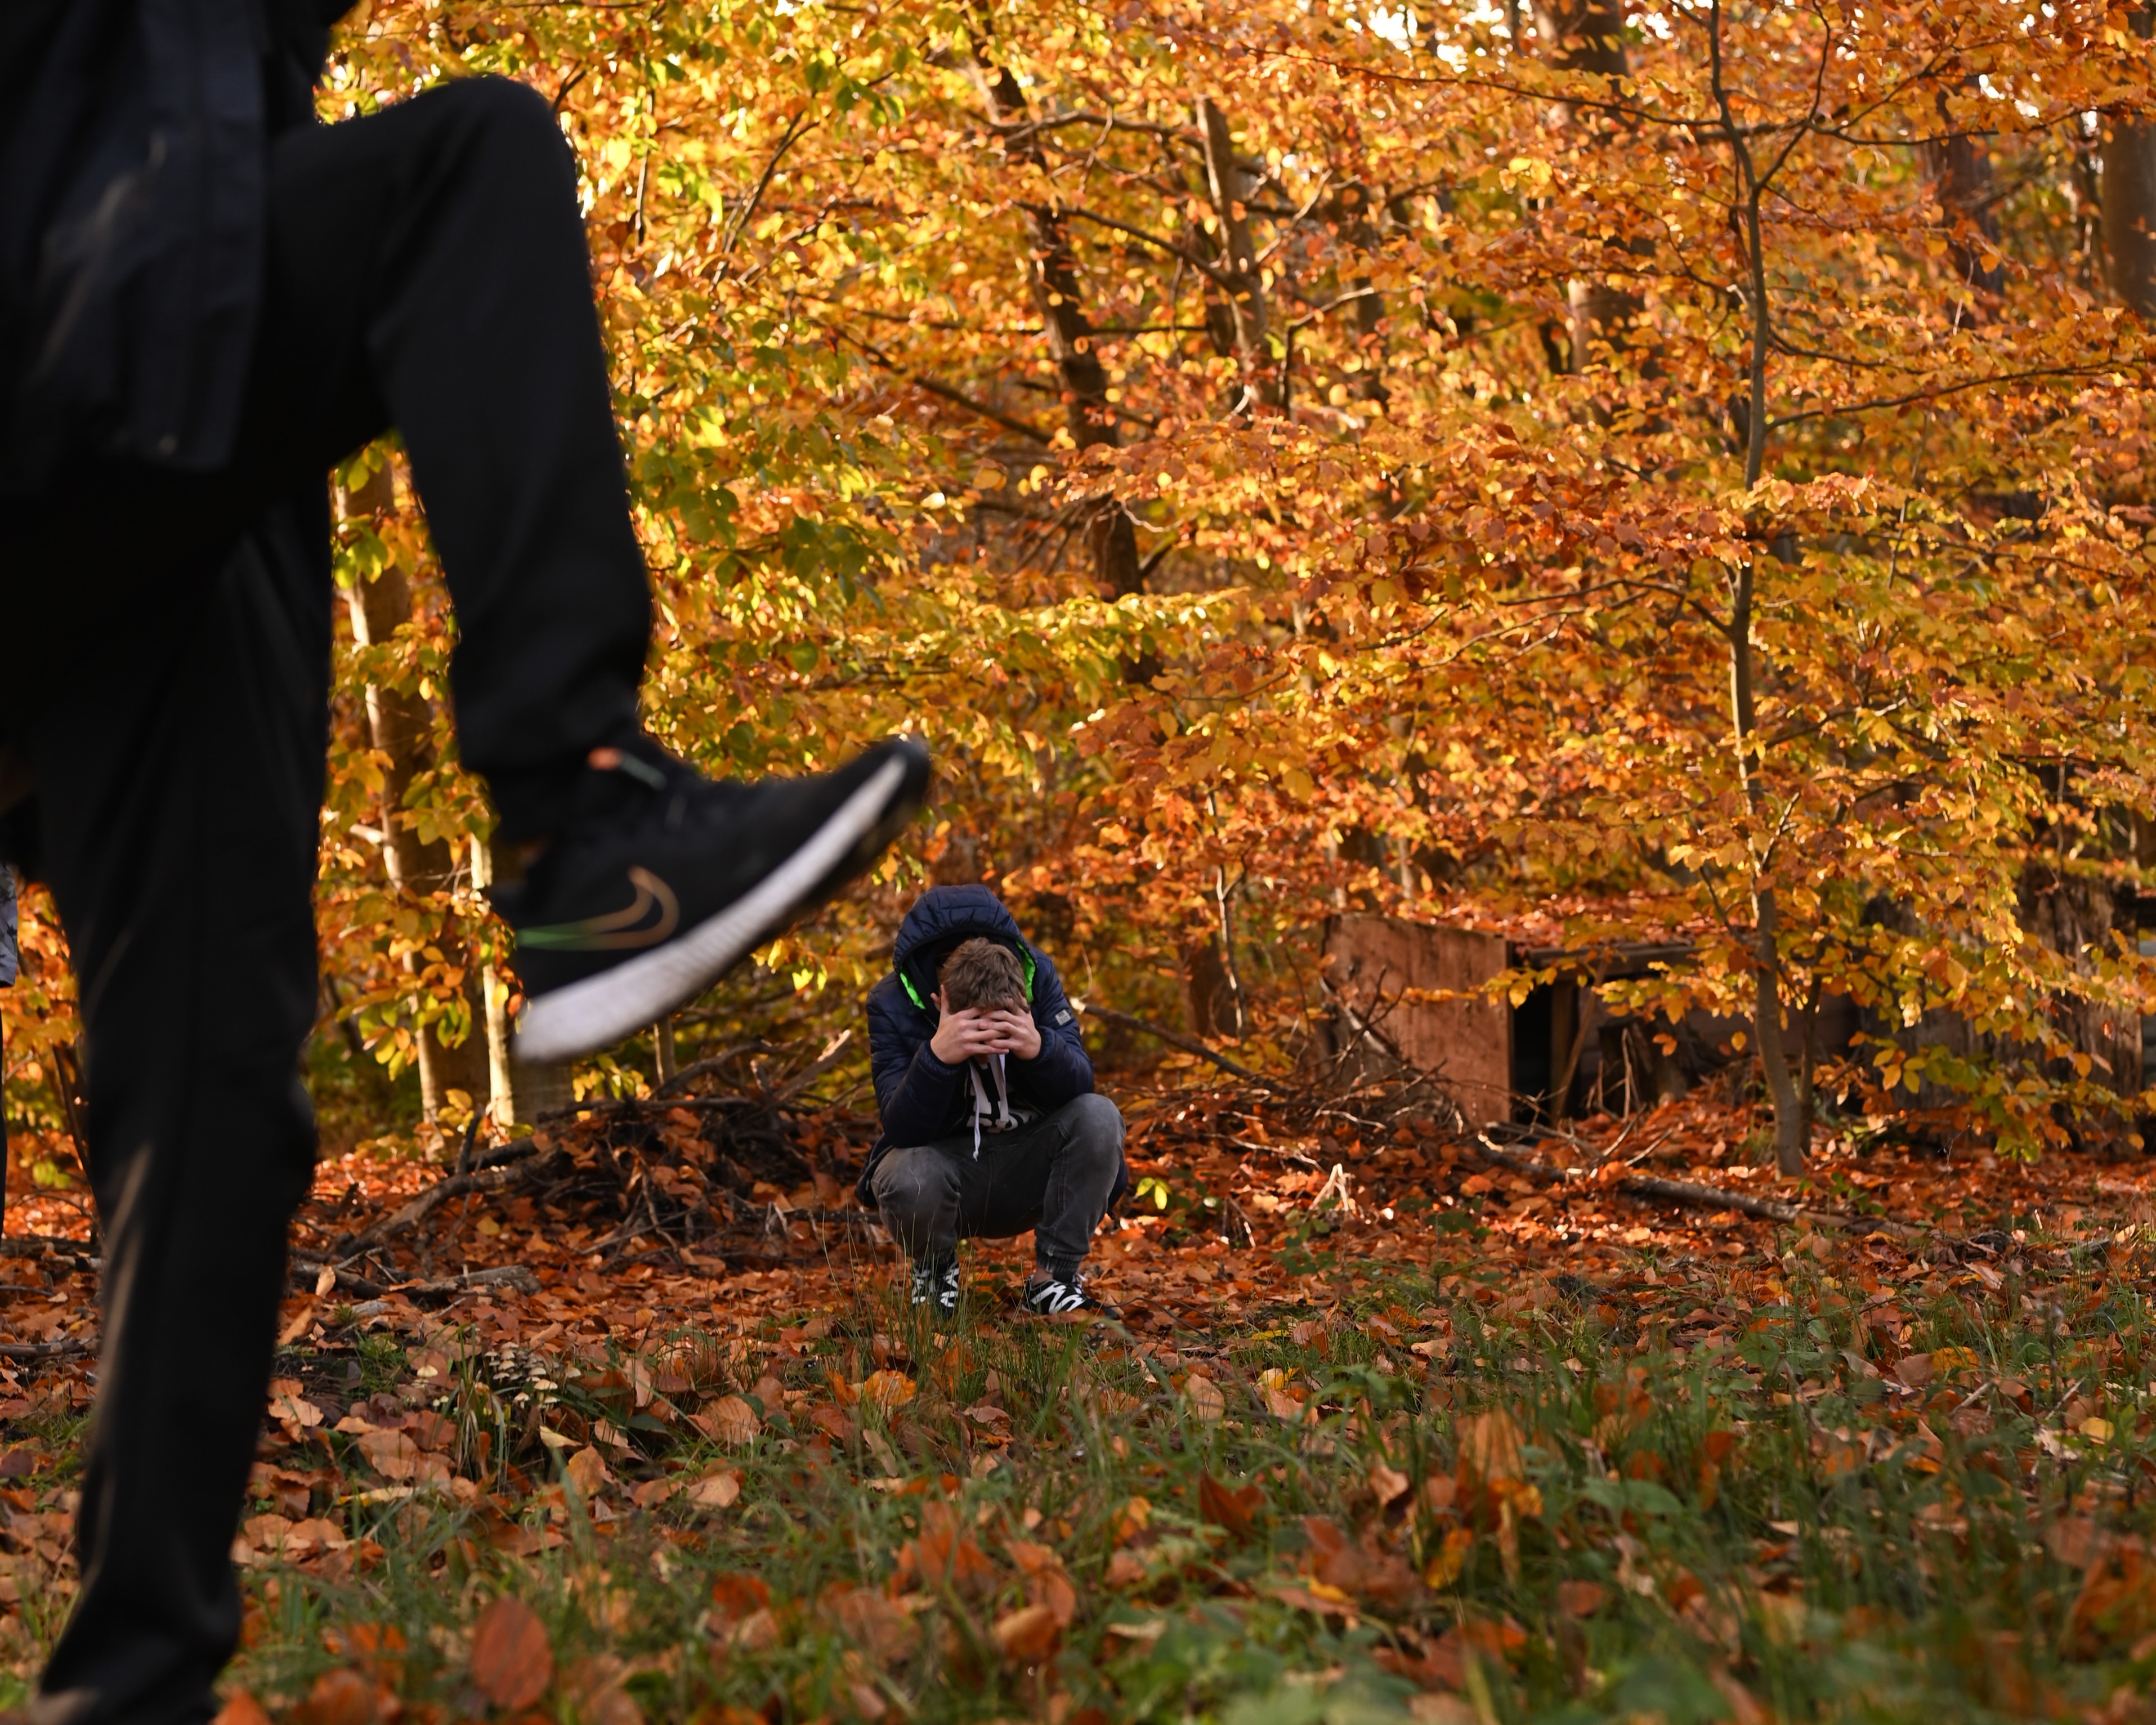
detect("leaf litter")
[5,1083,2156,1719]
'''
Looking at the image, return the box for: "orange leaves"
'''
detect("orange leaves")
[894,1499,997,1596]
[992,1603,1062,1665]
[470,1596,553,1713]
[212,1693,274,1725]
[1300,1515,1417,1608]
[1007,1538,1079,1630]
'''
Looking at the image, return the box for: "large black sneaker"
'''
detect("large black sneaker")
[506,735,929,1062]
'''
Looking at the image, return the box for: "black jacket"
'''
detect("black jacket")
[0,0,351,494]
[857,884,1125,1208]
[0,864,15,988]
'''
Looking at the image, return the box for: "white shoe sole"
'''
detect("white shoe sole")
[513,756,910,1064]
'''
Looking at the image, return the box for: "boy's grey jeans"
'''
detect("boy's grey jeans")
[870,1092,1124,1282]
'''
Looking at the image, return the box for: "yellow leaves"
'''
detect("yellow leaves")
[855,1371,918,1411]
[1423,1526,1474,1589]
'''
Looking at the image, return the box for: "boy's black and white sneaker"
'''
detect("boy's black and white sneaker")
[1022,1274,1117,1319]
[506,734,931,1062]
[910,1259,961,1320]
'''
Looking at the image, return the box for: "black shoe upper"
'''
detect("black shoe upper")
[501,735,928,1000]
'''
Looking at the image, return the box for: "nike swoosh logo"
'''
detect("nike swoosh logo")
[517,867,682,952]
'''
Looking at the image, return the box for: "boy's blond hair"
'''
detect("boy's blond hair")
[939,937,1027,1015]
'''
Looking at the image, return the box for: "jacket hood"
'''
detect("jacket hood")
[893,885,1027,1012]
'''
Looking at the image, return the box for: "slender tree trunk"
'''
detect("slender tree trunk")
[975,57,1143,599]
[1708,3,1806,1174]
[1332,184,1390,405]
[1532,3,1647,377]
[1196,97,1277,412]
[2105,7,2156,318]
[338,462,489,1124]
[1924,92,2003,315]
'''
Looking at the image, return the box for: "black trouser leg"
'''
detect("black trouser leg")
[870,1095,1124,1279]
[11,501,329,1725]
[247,77,652,841]
[14,76,653,844]
[0,74,655,1725]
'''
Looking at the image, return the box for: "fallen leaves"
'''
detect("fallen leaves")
[691,1395,761,1446]
[1199,1471,1266,1540]
[854,1371,918,1412]
[470,1596,553,1711]
[992,1602,1062,1664]
[685,1469,742,1510]
[1183,1373,1225,1422]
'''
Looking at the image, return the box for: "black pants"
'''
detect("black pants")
[0,79,651,1725]
[870,1093,1125,1281]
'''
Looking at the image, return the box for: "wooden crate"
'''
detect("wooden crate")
[1322,915,1699,1127]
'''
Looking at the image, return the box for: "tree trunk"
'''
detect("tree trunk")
[338,462,489,1124]
[1181,939,1241,1040]
[1924,93,2003,314]
[1196,97,1277,412]
[2106,7,2156,318]
[1331,184,1390,405]
[976,56,1144,599]
[1709,6,1806,1174]
[1532,3,1645,376]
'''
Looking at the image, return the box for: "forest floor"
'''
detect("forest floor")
[3,1079,2156,1723]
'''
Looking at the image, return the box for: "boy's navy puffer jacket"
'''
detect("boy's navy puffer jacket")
[0,863,15,987]
[857,884,1126,1209]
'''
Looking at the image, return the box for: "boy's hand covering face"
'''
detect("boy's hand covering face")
[928,989,1040,1062]
[981,1005,1041,1060]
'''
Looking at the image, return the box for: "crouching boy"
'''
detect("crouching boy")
[860,884,1126,1317]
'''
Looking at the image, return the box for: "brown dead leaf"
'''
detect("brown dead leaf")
[356,1430,419,1482]
[896,1500,998,1594]
[564,1446,611,1498]
[993,1603,1062,1664]
[1198,1471,1265,1539]
[709,1572,772,1624]
[1005,1539,1077,1627]
[826,1583,914,1664]
[471,1596,553,1711]
[694,1395,761,1446]
[686,1469,741,1510]
[562,1655,646,1725]
[1184,1374,1225,1422]
[1369,1462,1410,1507]
[289,1668,377,1725]
[2047,1517,2114,1569]
[1456,1410,1524,1491]
[1894,1353,1935,1389]
[1557,1579,1609,1617]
